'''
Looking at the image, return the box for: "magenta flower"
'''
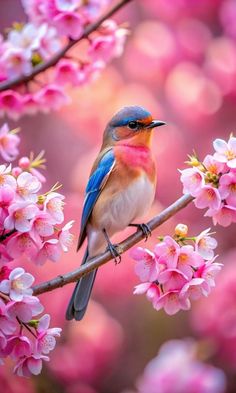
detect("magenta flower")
[0,123,20,162]
[177,245,204,279]
[35,239,61,265]
[158,268,189,292]
[194,185,221,210]
[36,85,70,112]
[53,12,84,40]
[5,335,32,360]
[16,171,41,203]
[0,267,34,301]
[55,59,82,86]
[6,232,39,261]
[155,236,180,268]
[195,228,218,260]
[219,171,236,206]
[36,314,62,355]
[7,295,44,323]
[0,91,23,120]
[213,136,236,168]
[4,201,39,232]
[14,353,49,377]
[180,167,205,196]
[0,298,17,335]
[0,185,15,230]
[131,247,159,282]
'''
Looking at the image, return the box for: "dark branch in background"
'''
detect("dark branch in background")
[0,0,133,92]
[33,193,194,296]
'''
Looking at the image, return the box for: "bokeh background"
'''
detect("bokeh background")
[1,0,236,392]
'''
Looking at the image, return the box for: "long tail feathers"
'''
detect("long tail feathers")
[66,248,97,321]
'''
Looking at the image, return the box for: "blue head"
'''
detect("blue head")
[103,106,165,145]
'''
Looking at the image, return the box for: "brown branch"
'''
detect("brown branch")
[33,193,194,296]
[0,0,133,92]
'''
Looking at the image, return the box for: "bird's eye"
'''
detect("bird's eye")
[128,121,139,130]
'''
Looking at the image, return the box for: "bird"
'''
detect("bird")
[66,105,166,321]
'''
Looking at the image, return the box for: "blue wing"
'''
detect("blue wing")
[77,149,115,250]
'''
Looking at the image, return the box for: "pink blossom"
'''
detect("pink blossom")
[205,204,236,226]
[2,47,32,78]
[0,185,15,230]
[0,164,16,189]
[203,154,226,175]
[158,268,189,291]
[0,123,20,162]
[0,243,12,266]
[154,290,191,315]
[134,282,161,304]
[180,167,205,196]
[58,220,74,252]
[196,261,223,289]
[6,232,39,261]
[22,94,39,115]
[194,185,221,210]
[7,295,44,323]
[154,236,180,268]
[35,239,61,265]
[219,171,236,206]
[4,201,39,232]
[55,0,79,12]
[37,24,61,60]
[0,91,23,120]
[53,12,84,39]
[0,265,11,281]
[131,247,159,282]
[213,137,236,168]
[195,228,218,260]
[14,353,49,377]
[31,212,54,243]
[5,335,32,360]
[44,192,64,224]
[0,267,34,301]
[16,171,41,203]
[8,23,41,55]
[55,59,83,86]
[177,245,204,279]
[36,85,70,112]
[0,298,17,335]
[180,278,209,301]
[36,314,62,354]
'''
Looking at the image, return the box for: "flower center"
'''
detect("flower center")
[226,150,235,161]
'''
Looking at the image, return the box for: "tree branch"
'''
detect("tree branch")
[0,0,133,92]
[33,193,194,296]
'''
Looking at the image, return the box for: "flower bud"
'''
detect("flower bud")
[18,156,30,169]
[175,223,188,237]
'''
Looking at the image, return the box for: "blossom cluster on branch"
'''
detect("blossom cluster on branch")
[180,135,236,227]
[0,123,74,375]
[131,224,222,315]
[0,0,128,119]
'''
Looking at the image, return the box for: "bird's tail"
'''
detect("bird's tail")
[66,247,97,321]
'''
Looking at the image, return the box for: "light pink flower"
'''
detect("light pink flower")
[58,220,74,252]
[158,268,189,291]
[54,59,82,86]
[154,236,180,268]
[36,314,62,354]
[37,24,61,60]
[2,47,32,78]
[44,192,64,224]
[0,267,34,301]
[22,94,39,115]
[203,154,226,175]
[195,228,217,260]
[0,123,20,162]
[180,167,205,196]
[194,185,221,210]
[0,298,17,335]
[177,245,204,279]
[205,204,236,226]
[6,232,39,261]
[0,164,16,189]
[134,282,160,304]
[36,84,70,112]
[53,11,84,39]
[131,247,159,282]
[55,0,79,12]
[5,335,32,360]
[16,171,41,202]
[31,212,54,243]
[7,295,44,323]
[180,278,209,301]
[0,90,23,120]
[219,171,236,206]
[196,261,223,289]
[35,239,61,265]
[14,353,49,377]
[154,290,191,315]
[213,136,236,168]
[0,185,15,230]
[4,201,39,232]
[8,23,41,55]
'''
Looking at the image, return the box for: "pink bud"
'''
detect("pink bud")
[12,166,22,177]
[18,156,30,169]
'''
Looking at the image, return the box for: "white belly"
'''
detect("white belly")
[87,174,155,255]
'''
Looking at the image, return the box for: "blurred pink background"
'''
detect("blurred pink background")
[1,0,236,392]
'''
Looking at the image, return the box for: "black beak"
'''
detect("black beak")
[146,120,166,129]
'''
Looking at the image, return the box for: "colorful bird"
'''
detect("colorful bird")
[66,106,166,320]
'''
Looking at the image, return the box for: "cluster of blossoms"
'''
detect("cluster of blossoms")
[131,224,222,315]
[0,122,74,376]
[0,0,128,119]
[136,339,226,393]
[180,135,236,227]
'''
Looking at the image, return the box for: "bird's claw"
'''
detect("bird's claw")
[136,223,152,241]
[106,243,121,264]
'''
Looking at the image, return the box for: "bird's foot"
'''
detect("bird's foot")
[103,229,122,264]
[129,223,152,241]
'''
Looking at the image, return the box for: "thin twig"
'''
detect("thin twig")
[0,0,133,92]
[33,193,194,296]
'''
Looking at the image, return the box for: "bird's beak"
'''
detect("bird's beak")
[146,120,166,129]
